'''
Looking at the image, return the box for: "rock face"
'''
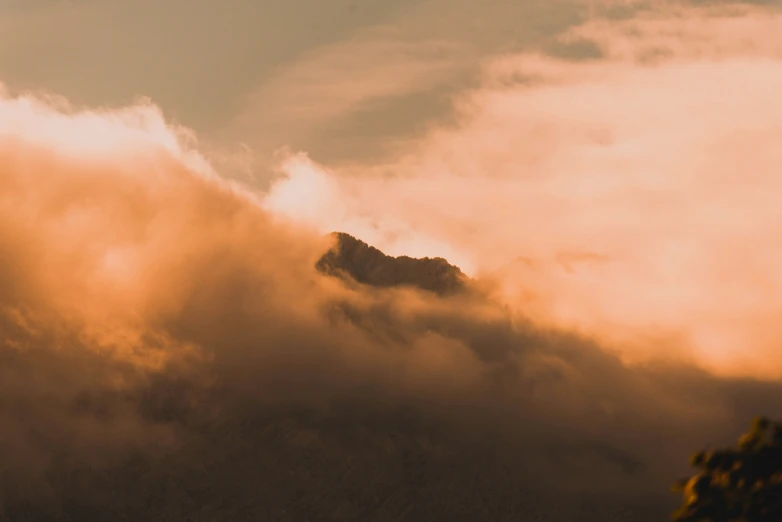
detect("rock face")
[316,232,468,296]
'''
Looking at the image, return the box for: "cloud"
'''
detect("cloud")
[265,4,782,378]
[0,81,708,520]
[216,0,593,171]
[218,31,467,175]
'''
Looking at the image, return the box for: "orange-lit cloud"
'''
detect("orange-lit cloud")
[265,4,782,378]
[0,74,742,519]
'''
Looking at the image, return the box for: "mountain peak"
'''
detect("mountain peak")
[316,232,468,296]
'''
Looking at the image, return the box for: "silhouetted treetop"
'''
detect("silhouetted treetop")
[672,417,782,522]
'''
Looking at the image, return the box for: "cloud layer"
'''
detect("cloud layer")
[266,4,782,378]
[2,74,782,521]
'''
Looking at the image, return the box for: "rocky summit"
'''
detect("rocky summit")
[316,232,469,296]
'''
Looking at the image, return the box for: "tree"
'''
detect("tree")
[672,417,782,521]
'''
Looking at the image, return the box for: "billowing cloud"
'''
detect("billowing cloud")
[0,76,781,521]
[265,4,782,378]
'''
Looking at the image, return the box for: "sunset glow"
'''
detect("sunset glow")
[2,1,782,520]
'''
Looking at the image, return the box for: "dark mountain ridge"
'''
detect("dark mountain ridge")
[316,232,469,296]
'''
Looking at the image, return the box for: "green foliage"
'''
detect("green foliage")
[672,417,782,522]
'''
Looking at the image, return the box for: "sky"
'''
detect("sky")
[2,0,782,520]
[0,0,593,168]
